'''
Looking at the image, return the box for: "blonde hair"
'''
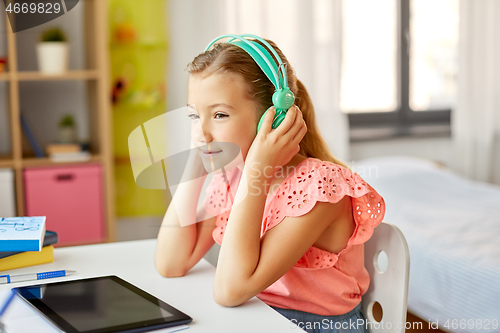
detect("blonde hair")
[187,38,350,169]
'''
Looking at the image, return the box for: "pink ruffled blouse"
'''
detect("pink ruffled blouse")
[204,157,385,316]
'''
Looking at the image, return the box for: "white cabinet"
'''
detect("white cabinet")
[0,168,15,217]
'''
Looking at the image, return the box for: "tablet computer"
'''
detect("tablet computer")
[13,275,192,333]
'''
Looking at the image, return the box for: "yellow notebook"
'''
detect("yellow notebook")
[0,245,54,271]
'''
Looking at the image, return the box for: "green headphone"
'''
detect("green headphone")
[204,34,295,133]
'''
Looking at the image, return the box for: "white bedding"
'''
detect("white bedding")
[354,156,500,333]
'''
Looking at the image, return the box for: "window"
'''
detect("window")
[341,0,459,139]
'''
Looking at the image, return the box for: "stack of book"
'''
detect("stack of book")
[46,143,90,162]
[0,217,58,271]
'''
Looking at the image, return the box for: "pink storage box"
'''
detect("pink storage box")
[24,164,105,246]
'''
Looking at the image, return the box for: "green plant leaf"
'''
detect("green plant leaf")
[59,114,75,127]
[41,27,67,42]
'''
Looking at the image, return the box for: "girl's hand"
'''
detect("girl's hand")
[245,105,307,176]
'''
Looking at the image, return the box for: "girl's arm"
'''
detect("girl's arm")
[213,105,339,306]
[154,151,216,277]
[213,163,347,306]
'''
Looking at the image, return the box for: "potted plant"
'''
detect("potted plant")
[58,114,77,143]
[37,28,69,74]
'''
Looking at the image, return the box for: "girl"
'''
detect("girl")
[154,36,385,333]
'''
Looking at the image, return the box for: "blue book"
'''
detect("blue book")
[20,114,45,158]
[0,217,46,251]
[0,230,58,259]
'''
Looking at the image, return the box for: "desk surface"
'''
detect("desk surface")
[0,239,300,332]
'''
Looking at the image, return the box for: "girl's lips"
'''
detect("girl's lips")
[201,150,223,156]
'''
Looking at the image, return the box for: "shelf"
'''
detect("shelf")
[0,156,14,168]
[16,70,99,81]
[110,41,168,49]
[22,154,102,168]
[0,1,115,241]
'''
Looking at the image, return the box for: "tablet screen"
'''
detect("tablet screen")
[14,276,192,333]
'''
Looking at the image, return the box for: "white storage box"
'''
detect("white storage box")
[0,168,16,217]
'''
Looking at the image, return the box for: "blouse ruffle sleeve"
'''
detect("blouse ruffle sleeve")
[262,159,385,269]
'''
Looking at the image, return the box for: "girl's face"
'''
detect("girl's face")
[188,72,259,164]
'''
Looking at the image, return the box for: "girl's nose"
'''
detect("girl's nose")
[192,118,213,145]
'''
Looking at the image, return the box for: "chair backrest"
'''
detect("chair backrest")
[361,222,410,333]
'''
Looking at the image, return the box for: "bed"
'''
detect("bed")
[353,156,500,333]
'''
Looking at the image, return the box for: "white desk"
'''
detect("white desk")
[0,239,300,332]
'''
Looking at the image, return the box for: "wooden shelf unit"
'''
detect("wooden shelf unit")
[0,0,115,242]
[16,70,99,81]
[21,154,102,167]
[0,155,14,168]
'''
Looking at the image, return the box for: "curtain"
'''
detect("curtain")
[452,0,500,185]
[166,0,349,163]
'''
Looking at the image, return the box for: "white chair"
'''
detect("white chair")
[361,222,410,333]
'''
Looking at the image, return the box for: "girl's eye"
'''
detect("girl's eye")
[188,113,227,120]
[214,113,228,119]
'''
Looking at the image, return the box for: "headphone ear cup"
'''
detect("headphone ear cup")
[272,111,287,129]
[256,108,288,133]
